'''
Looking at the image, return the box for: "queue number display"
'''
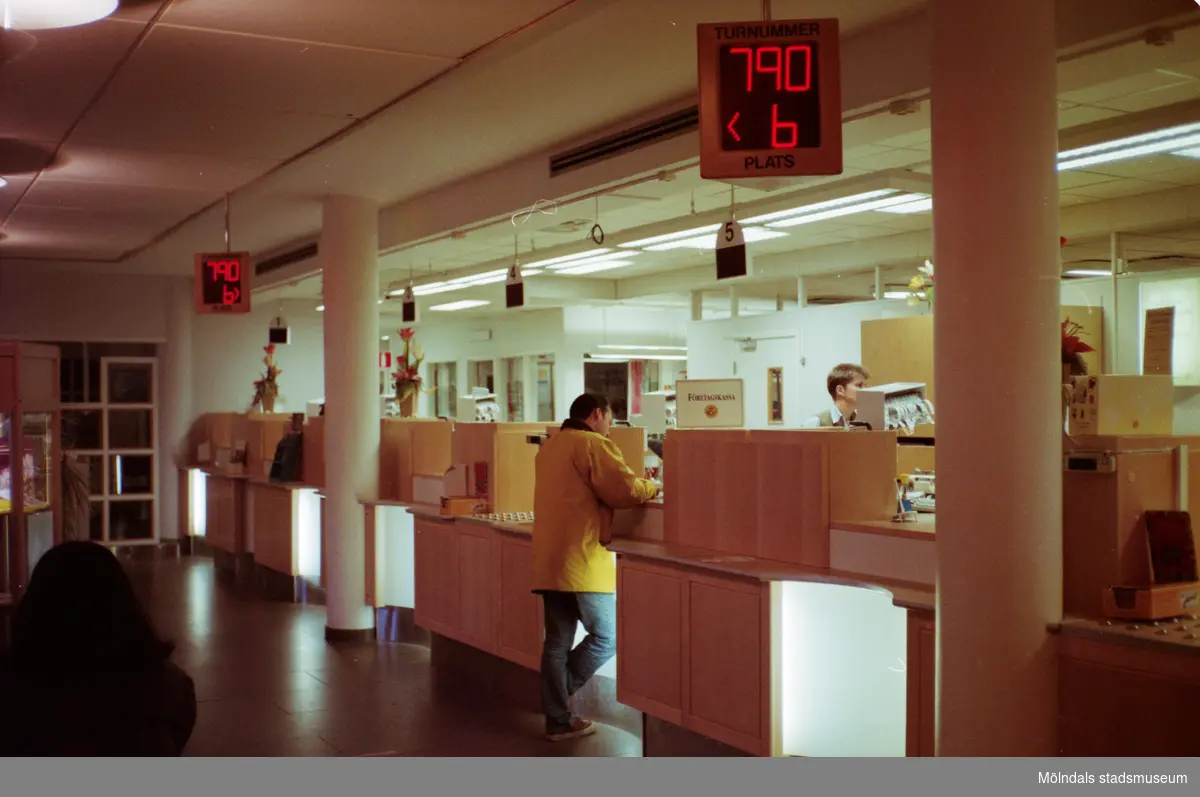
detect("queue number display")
[194,251,253,314]
[698,19,843,179]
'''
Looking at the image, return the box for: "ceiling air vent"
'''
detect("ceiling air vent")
[256,241,318,276]
[549,106,698,177]
[807,295,870,306]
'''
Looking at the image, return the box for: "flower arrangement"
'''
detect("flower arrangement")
[907,259,934,307]
[1061,317,1095,377]
[251,343,282,412]
[392,328,425,410]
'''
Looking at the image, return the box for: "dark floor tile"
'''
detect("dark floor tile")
[120,556,639,758]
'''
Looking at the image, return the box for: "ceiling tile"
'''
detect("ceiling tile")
[101,25,452,120]
[44,146,276,192]
[1057,103,1124,128]
[159,0,571,58]
[0,18,144,142]
[1093,79,1200,114]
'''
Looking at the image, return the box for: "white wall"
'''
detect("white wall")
[191,300,325,415]
[687,300,927,429]
[0,266,172,342]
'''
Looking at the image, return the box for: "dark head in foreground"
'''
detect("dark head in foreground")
[7,540,173,673]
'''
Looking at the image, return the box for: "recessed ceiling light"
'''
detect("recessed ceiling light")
[429,299,490,312]
[555,260,636,276]
[316,305,325,312]
[525,248,615,269]
[1063,269,1112,278]
[1057,121,1200,171]
[2,0,118,30]
[642,227,789,251]
[0,176,7,189]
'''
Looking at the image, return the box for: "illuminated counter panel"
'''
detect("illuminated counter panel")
[248,480,322,602]
[610,538,933,758]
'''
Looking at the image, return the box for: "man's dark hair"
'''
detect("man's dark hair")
[568,392,610,422]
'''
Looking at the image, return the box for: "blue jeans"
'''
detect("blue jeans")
[540,591,616,734]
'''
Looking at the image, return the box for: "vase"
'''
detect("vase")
[261,394,275,413]
[1061,364,1074,435]
[400,395,414,418]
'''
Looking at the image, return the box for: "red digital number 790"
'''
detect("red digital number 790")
[730,45,812,93]
[207,259,241,282]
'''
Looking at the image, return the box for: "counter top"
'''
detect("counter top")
[832,518,936,540]
[198,467,250,480]
[1054,614,1200,657]
[608,538,935,612]
[247,477,313,491]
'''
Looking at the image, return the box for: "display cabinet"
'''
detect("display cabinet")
[0,343,62,602]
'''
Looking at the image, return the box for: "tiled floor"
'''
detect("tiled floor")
[131,555,641,757]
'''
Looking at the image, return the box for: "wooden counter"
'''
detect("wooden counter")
[248,479,321,581]
[609,537,934,757]
[1055,615,1200,756]
[200,468,249,555]
[409,508,543,670]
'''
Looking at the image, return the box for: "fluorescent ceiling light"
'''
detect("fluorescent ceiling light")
[644,226,789,251]
[619,224,723,249]
[1057,122,1200,171]
[0,176,7,189]
[1175,147,1200,159]
[545,251,640,271]
[556,260,636,276]
[589,353,688,362]
[1064,269,1113,277]
[397,269,509,297]
[596,345,688,352]
[883,291,910,300]
[764,193,930,228]
[2,0,117,30]
[316,305,325,312]
[525,248,614,269]
[429,299,490,312]
[741,189,899,225]
[876,196,933,214]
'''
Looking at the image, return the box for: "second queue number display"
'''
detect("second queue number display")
[698,19,843,179]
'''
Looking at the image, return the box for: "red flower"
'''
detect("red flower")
[264,344,277,355]
[399,328,415,341]
[1061,317,1095,358]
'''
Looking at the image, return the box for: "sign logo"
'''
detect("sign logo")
[676,379,745,429]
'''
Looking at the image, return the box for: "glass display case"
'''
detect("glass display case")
[0,343,61,602]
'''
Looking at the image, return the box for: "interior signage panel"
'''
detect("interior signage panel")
[194,251,252,314]
[676,378,745,429]
[697,19,843,179]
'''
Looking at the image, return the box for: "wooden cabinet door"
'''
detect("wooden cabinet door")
[906,609,936,757]
[685,573,771,756]
[616,559,686,724]
[414,520,459,634]
[498,537,542,670]
[456,526,499,653]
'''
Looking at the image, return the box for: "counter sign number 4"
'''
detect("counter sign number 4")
[716,220,751,281]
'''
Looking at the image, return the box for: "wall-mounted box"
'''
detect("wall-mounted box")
[1068,375,1174,436]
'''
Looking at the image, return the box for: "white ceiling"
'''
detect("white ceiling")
[3,0,1200,324]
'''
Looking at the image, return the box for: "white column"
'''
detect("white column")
[157,277,193,540]
[690,290,704,321]
[932,0,1061,756]
[796,276,808,308]
[320,195,380,637]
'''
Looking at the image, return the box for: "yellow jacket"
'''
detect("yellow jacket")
[531,422,659,593]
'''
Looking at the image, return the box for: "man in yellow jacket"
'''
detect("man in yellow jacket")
[532,392,659,741]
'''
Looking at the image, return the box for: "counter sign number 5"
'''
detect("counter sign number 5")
[715,219,751,281]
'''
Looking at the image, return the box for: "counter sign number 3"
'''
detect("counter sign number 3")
[697,19,843,179]
[194,251,253,314]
